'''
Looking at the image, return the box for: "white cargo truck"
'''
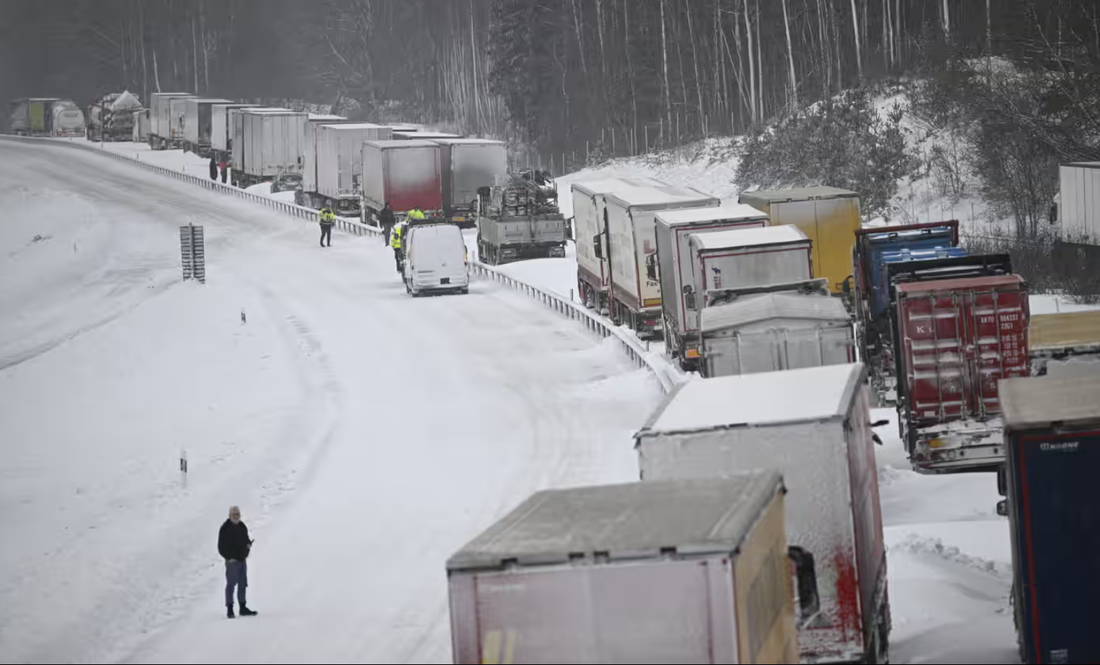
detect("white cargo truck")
[297,116,355,209]
[132,108,150,143]
[571,178,666,315]
[233,109,307,189]
[433,138,508,228]
[699,280,854,378]
[1058,162,1100,242]
[635,362,891,664]
[654,204,771,368]
[148,92,193,150]
[307,122,392,214]
[210,103,260,161]
[182,97,232,156]
[686,225,813,311]
[600,186,719,338]
[447,473,801,665]
[229,107,284,173]
[168,97,193,148]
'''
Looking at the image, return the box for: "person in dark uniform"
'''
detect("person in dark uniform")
[218,506,256,619]
[209,156,218,181]
[379,201,396,246]
[319,206,335,247]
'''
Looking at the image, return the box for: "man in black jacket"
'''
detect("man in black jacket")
[379,201,396,246]
[218,506,256,618]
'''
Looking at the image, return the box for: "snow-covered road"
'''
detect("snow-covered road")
[0,140,660,663]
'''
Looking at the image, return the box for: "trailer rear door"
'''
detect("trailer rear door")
[896,275,1029,426]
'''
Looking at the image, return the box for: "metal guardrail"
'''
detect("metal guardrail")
[1,134,678,393]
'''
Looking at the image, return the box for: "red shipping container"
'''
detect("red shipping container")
[895,274,1030,473]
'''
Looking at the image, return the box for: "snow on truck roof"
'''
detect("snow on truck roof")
[740,186,858,203]
[690,225,809,250]
[701,292,850,332]
[446,472,784,571]
[605,186,717,209]
[429,138,505,146]
[307,114,347,121]
[638,363,866,435]
[571,177,667,196]
[656,203,769,226]
[322,122,386,130]
[365,139,440,149]
[1002,374,1100,430]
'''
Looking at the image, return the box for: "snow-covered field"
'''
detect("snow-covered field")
[0,140,660,663]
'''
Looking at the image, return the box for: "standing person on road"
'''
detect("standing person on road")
[391,222,405,273]
[319,206,335,247]
[219,159,229,184]
[218,506,256,619]
[209,156,218,181]
[379,201,396,246]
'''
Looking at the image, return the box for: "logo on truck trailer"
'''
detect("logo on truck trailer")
[1039,441,1080,453]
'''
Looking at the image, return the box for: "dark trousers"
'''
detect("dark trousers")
[382,222,394,246]
[225,560,248,608]
[220,169,227,184]
[320,224,333,246]
[394,247,403,272]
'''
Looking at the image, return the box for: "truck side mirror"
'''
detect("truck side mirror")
[645,253,658,281]
[593,234,604,259]
[872,432,884,446]
[996,499,1008,517]
[788,547,820,625]
[871,419,890,428]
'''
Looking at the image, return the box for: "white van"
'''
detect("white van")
[403,223,470,296]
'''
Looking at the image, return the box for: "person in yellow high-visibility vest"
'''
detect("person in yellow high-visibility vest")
[318,207,336,247]
[390,222,405,273]
[407,208,425,222]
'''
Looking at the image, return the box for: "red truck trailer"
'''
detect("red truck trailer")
[894,273,1030,474]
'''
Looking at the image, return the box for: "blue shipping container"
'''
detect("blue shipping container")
[1008,428,1100,664]
[870,246,969,317]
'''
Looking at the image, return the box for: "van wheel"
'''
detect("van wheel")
[459,288,469,295]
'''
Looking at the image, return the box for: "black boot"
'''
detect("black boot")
[227,606,236,619]
[240,605,257,617]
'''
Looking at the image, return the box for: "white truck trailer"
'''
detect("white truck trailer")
[232,109,307,190]
[600,186,719,338]
[699,280,854,378]
[182,97,233,156]
[361,139,443,221]
[1057,161,1100,242]
[571,178,666,315]
[635,362,891,664]
[654,204,771,368]
[307,122,392,215]
[148,92,193,149]
[433,138,508,228]
[210,103,261,161]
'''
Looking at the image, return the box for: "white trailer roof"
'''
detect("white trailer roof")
[571,176,667,196]
[321,122,386,130]
[446,472,784,570]
[657,203,769,226]
[640,363,865,434]
[240,107,295,114]
[1002,374,1100,430]
[366,139,440,149]
[740,186,858,203]
[308,114,347,121]
[701,292,851,332]
[606,185,716,209]
[192,97,233,104]
[430,138,505,146]
[691,225,808,250]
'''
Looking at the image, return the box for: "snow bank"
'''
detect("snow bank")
[244,181,297,204]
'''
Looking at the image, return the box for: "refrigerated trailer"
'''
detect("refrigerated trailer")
[182,97,233,156]
[893,271,1030,474]
[654,204,771,368]
[635,362,890,664]
[739,187,861,296]
[210,103,261,161]
[232,109,307,189]
[447,473,800,664]
[303,122,390,214]
[8,98,60,136]
[148,93,193,150]
[1001,374,1100,664]
[600,186,719,338]
[361,139,443,220]
[433,138,508,228]
[571,178,667,314]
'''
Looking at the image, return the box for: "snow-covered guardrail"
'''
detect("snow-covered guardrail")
[1,134,677,393]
